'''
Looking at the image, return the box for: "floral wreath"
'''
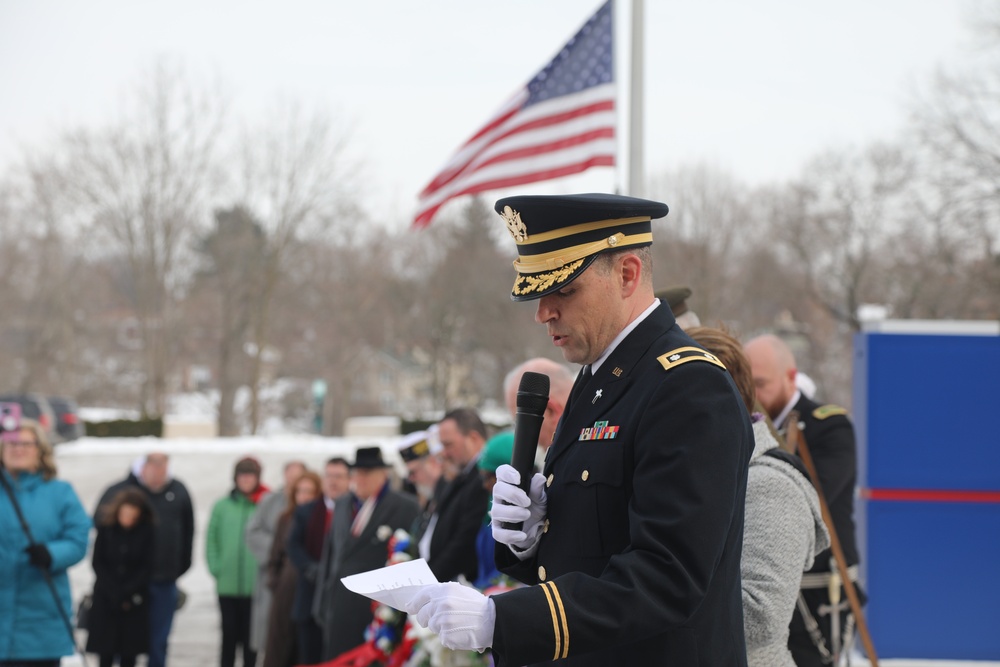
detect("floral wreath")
[316,528,516,667]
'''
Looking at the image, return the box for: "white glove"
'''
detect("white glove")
[404,582,496,652]
[490,464,547,559]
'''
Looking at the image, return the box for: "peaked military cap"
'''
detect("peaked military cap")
[654,285,693,316]
[495,193,669,301]
[396,430,437,463]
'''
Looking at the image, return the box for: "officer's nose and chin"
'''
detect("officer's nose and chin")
[535,294,558,325]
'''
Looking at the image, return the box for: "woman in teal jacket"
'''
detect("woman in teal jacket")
[206,456,269,667]
[0,418,91,666]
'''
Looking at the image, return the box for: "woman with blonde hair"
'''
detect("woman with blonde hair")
[0,417,91,666]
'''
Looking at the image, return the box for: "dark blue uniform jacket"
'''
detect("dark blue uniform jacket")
[493,303,753,666]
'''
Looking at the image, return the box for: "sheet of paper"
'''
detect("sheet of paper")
[340,557,440,611]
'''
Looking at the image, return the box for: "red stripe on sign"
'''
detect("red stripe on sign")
[863,488,1000,503]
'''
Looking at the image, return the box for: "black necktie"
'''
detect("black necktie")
[567,365,592,411]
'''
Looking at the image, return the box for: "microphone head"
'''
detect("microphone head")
[517,371,550,415]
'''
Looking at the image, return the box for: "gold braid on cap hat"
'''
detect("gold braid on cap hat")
[512,259,585,296]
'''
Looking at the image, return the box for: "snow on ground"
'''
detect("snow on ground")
[53,435,999,667]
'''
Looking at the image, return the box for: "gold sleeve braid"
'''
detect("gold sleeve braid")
[540,581,570,660]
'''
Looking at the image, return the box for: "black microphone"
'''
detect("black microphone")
[500,371,550,531]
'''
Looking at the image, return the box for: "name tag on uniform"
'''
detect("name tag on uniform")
[579,421,620,441]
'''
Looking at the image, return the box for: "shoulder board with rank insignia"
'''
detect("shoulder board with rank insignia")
[813,404,848,420]
[656,346,727,372]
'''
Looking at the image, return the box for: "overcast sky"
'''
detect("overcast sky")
[0,0,978,227]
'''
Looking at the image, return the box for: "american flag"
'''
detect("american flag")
[413,1,615,228]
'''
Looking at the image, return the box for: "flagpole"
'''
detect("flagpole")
[628,0,645,197]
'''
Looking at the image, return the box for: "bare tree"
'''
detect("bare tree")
[59,62,226,416]
[648,163,759,321]
[192,206,266,435]
[909,13,1000,319]
[232,102,359,433]
[404,198,549,410]
[0,176,39,388]
[768,144,913,331]
[0,159,94,396]
[284,232,403,434]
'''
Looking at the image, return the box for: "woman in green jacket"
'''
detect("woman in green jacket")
[207,456,269,667]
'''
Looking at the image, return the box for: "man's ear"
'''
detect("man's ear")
[619,253,643,297]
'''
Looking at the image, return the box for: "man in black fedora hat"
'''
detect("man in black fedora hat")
[403,193,752,666]
[313,447,418,660]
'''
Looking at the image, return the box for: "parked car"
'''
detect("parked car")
[0,392,59,443]
[47,396,85,442]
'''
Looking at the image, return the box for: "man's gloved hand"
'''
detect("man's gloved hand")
[404,582,495,652]
[25,543,53,570]
[490,464,547,560]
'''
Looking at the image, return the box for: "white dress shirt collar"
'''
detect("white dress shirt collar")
[591,299,661,374]
[773,390,802,430]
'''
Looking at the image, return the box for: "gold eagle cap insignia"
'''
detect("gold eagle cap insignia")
[502,206,528,243]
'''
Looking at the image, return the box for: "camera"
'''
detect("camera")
[0,402,22,442]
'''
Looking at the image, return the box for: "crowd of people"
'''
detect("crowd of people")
[0,417,520,667]
[0,192,863,667]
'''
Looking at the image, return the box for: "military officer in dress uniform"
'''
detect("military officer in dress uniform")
[404,193,753,666]
[744,333,862,667]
